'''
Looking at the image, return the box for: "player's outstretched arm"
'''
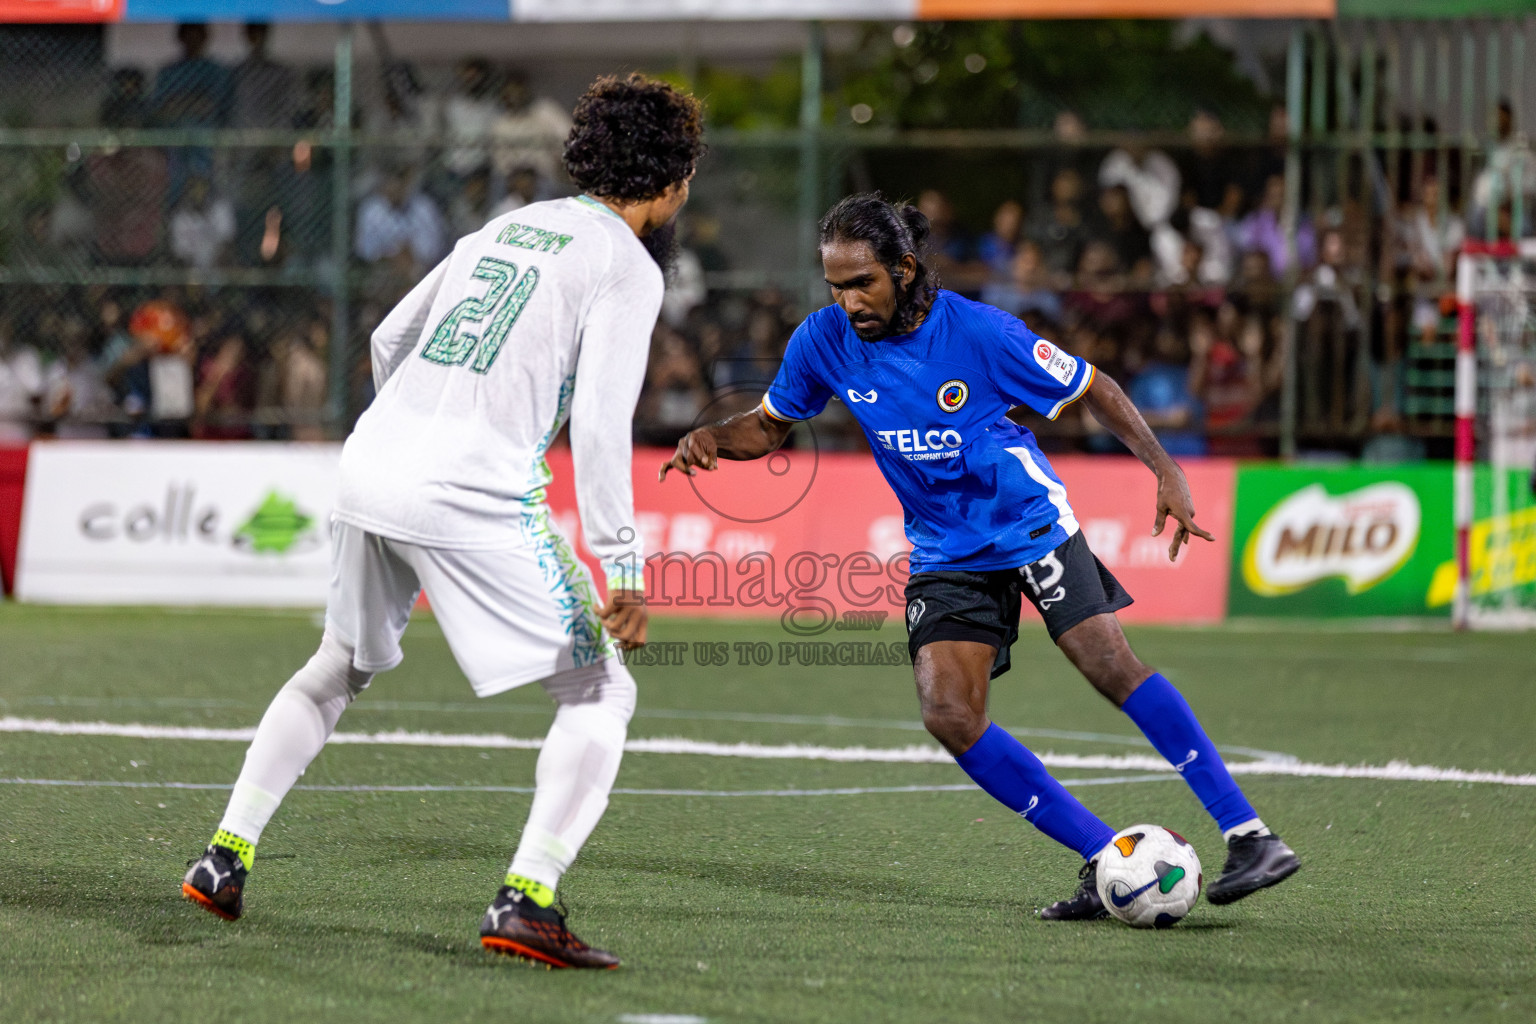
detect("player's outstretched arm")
[1082,371,1215,561]
[658,407,794,481]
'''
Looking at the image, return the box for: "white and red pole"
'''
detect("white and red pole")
[1454,241,1517,629]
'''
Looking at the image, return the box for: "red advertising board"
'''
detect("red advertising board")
[0,446,28,595]
[0,0,123,21]
[543,447,1234,627]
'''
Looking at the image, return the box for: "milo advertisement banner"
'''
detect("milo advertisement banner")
[1229,465,1452,618]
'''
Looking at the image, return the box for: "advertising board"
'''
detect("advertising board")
[1227,464,1451,618]
[543,449,1235,628]
[16,441,341,605]
[13,441,1234,622]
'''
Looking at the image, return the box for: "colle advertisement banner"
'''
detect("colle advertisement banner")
[16,441,342,605]
[1228,464,1452,618]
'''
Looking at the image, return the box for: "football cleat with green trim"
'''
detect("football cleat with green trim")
[479,886,619,969]
[182,844,247,921]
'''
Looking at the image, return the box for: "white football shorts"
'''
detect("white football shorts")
[323,512,616,697]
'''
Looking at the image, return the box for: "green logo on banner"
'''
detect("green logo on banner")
[233,491,315,554]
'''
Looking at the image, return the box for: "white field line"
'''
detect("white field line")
[0,695,1298,762]
[0,774,1177,798]
[2,715,1533,787]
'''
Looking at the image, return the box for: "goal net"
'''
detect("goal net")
[1452,241,1536,629]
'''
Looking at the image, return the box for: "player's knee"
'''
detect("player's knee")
[920,697,986,753]
[543,658,636,725]
[288,631,373,703]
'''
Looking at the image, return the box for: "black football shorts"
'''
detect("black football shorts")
[903,531,1133,679]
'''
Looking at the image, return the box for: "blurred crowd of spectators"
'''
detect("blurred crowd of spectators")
[2,22,1530,455]
[0,24,572,441]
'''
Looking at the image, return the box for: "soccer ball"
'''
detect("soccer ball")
[1095,824,1202,928]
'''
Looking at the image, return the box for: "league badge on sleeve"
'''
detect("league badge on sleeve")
[1033,341,1079,386]
[937,379,969,413]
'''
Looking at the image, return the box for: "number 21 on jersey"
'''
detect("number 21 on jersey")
[420,257,540,374]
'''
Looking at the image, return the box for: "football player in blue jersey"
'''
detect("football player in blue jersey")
[660,193,1299,918]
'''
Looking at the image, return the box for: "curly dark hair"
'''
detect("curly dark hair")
[819,192,940,336]
[562,74,705,202]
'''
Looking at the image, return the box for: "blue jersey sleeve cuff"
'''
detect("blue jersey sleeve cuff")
[1045,363,1096,420]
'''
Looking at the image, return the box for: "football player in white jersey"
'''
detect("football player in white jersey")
[182,74,703,969]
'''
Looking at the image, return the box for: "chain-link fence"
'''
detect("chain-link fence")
[0,20,1532,461]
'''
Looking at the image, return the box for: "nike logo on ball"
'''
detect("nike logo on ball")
[1109,878,1160,908]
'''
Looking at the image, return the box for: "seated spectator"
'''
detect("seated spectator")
[1237,174,1315,276]
[917,189,987,293]
[231,22,297,267]
[87,95,168,265]
[151,23,231,130]
[1400,174,1464,343]
[0,317,51,442]
[100,67,149,129]
[1155,188,1235,288]
[193,328,255,439]
[48,168,95,265]
[1025,168,1091,288]
[355,166,447,274]
[1128,326,1205,457]
[277,319,327,441]
[170,176,236,270]
[231,23,295,129]
[449,168,494,240]
[1066,241,1154,372]
[151,23,231,201]
[50,323,117,439]
[1470,99,1536,238]
[976,199,1023,280]
[1189,306,1264,455]
[116,298,195,438]
[1182,111,1235,211]
[1232,249,1281,321]
[1099,142,1180,231]
[443,58,500,184]
[1291,227,1361,429]
[1089,184,1153,286]
[492,72,573,184]
[636,324,709,445]
[489,166,545,219]
[981,240,1062,329]
[660,219,708,329]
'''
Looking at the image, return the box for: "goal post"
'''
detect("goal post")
[1452,240,1536,630]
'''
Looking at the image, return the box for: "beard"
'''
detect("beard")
[641,219,680,278]
[849,315,890,341]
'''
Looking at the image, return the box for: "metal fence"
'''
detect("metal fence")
[0,19,1531,458]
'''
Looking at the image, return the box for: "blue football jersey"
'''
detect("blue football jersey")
[762,290,1096,574]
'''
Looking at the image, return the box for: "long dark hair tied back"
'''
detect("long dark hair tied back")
[818,192,939,335]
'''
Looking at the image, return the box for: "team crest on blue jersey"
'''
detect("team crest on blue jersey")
[936,379,968,413]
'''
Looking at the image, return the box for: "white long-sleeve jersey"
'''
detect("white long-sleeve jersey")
[334,196,660,591]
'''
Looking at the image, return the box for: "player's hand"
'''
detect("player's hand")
[1152,463,1216,562]
[599,589,648,649]
[658,429,718,481]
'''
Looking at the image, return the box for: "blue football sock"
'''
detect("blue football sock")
[955,722,1117,861]
[1121,673,1258,833]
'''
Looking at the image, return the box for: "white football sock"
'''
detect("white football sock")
[507,658,636,891]
[1221,817,1272,842]
[217,631,373,844]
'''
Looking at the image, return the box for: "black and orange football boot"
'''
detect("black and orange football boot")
[182,844,247,921]
[479,887,619,969]
[1039,859,1109,921]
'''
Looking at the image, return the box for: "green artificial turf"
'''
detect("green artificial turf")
[0,605,1531,1023]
